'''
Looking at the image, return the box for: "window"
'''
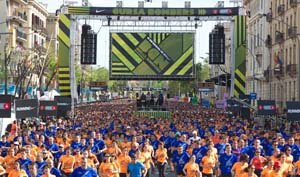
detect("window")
[289,47,292,65]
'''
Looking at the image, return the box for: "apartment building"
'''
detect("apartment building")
[244,0,271,102]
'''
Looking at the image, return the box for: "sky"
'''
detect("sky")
[40,0,238,68]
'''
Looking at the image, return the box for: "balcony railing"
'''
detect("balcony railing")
[16,30,27,40]
[275,32,284,43]
[277,4,285,15]
[266,12,272,23]
[273,67,284,77]
[286,64,297,76]
[288,26,297,38]
[290,0,297,7]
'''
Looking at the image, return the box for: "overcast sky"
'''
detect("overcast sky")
[40,0,238,68]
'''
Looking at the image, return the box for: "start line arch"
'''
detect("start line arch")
[57,6,246,103]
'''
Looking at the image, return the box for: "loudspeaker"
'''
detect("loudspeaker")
[81,28,97,65]
[209,25,225,64]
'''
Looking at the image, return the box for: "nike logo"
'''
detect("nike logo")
[95,10,105,13]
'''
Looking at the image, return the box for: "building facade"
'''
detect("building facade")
[244,0,300,110]
[1,0,50,95]
[244,0,271,102]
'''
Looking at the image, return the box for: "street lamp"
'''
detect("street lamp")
[260,13,300,101]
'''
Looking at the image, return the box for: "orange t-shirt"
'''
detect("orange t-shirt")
[3,155,17,173]
[99,162,114,177]
[261,167,272,177]
[8,169,28,177]
[232,162,248,177]
[59,155,75,173]
[74,154,83,169]
[117,155,131,173]
[184,162,199,177]
[268,170,283,177]
[201,155,215,174]
[155,148,168,163]
[142,152,151,169]
[295,160,300,175]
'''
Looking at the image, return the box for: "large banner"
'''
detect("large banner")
[234,16,246,98]
[68,7,240,16]
[0,95,12,118]
[110,32,194,80]
[286,101,300,121]
[39,101,57,117]
[15,99,38,119]
[257,100,276,115]
[55,96,72,117]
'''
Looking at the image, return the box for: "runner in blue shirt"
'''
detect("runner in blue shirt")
[127,154,146,177]
[171,146,190,177]
[70,157,97,177]
[218,144,237,177]
[192,140,207,164]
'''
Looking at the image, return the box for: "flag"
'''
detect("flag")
[274,52,283,65]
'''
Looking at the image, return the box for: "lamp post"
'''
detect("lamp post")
[260,13,300,101]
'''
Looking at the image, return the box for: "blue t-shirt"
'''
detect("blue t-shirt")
[172,151,190,172]
[193,146,207,164]
[50,167,62,177]
[219,153,237,175]
[18,158,32,176]
[127,161,145,177]
[70,167,97,177]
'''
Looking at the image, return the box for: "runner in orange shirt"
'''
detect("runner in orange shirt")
[183,155,201,177]
[269,161,283,177]
[295,159,300,177]
[240,165,258,177]
[99,155,115,177]
[231,154,249,177]
[155,142,168,177]
[3,148,17,174]
[8,161,28,177]
[58,148,75,176]
[201,148,216,177]
[117,148,131,177]
[261,158,273,177]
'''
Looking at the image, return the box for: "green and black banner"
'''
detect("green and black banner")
[58,14,71,96]
[234,16,246,98]
[68,6,239,16]
[110,32,194,80]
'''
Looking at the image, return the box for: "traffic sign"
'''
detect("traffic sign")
[250,92,257,100]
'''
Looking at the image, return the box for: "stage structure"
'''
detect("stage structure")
[57,6,246,106]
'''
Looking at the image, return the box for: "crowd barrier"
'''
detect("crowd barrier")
[135,111,172,119]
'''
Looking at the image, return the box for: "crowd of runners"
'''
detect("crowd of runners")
[0,100,299,177]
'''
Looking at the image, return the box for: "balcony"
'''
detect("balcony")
[277,4,285,15]
[266,12,272,23]
[265,35,272,48]
[290,0,297,7]
[275,32,284,43]
[288,26,297,38]
[273,67,284,78]
[286,64,297,76]
[16,30,27,41]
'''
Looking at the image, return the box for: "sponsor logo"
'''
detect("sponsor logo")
[57,103,70,106]
[287,109,300,113]
[258,105,275,110]
[16,107,36,111]
[95,9,105,13]
[40,106,57,111]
